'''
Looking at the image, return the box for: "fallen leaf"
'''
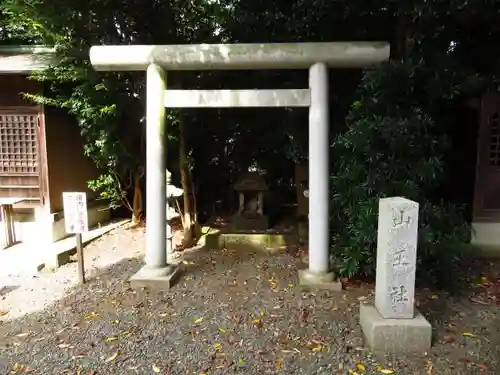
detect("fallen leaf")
[238,358,245,366]
[476,363,489,371]
[104,337,118,343]
[288,283,296,287]
[0,310,9,316]
[356,363,366,372]
[379,369,395,374]
[152,364,161,373]
[252,319,263,329]
[214,343,222,350]
[218,327,226,333]
[332,301,338,311]
[112,319,120,324]
[426,360,433,375]
[430,295,438,300]
[12,363,25,372]
[268,279,278,288]
[120,331,132,337]
[194,317,203,324]
[348,370,359,375]
[462,332,477,337]
[85,312,100,319]
[105,350,120,362]
[311,344,323,352]
[259,311,265,317]
[275,358,284,371]
[470,297,489,305]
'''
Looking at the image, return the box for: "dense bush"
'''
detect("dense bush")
[330,61,471,288]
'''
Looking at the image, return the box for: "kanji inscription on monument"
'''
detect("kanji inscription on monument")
[374,197,419,319]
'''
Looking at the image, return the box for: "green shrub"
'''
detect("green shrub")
[330,61,471,288]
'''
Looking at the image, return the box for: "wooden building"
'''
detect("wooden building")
[0,45,109,247]
[471,93,500,247]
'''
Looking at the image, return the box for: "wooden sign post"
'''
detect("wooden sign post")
[62,192,89,284]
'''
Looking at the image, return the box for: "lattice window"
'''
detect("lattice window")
[489,111,500,166]
[0,113,38,174]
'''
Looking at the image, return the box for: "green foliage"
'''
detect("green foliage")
[1,0,223,211]
[331,61,471,287]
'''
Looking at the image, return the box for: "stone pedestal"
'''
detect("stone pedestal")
[360,303,432,354]
[360,197,431,354]
[232,215,269,231]
[130,265,182,291]
[299,269,342,291]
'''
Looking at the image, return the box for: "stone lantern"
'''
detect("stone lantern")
[232,171,269,230]
[166,170,183,255]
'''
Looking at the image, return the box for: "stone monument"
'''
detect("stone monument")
[359,197,432,354]
[232,172,269,230]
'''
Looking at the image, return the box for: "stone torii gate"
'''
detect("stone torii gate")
[89,42,390,290]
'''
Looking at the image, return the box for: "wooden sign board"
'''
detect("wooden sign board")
[62,192,88,233]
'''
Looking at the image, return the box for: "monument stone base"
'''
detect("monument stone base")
[360,303,432,354]
[129,265,182,291]
[299,269,343,291]
[232,215,269,231]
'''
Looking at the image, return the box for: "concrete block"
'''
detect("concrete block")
[198,228,221,250]
[231,216,269,231]
[44,249,74,268]
[360,303,432,355]
[299,269,342,291]
[129,265,182,291]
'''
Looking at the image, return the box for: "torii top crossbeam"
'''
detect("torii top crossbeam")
[89,42,390,71]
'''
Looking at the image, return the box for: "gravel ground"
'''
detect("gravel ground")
[0,226,499,374]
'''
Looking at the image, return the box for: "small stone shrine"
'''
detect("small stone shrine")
[359,197,432,354]
[165,170,183,255]
[232,172,269,230]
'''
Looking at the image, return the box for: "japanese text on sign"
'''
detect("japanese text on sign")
[62,192,88,234]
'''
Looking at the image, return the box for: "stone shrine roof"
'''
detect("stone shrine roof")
[234,172,268,191]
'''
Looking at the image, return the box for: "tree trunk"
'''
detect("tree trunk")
[179,113,198,247]
[132,169,143,224]
[391,7,409,62]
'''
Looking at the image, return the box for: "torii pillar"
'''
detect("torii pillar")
[89,42,390,291]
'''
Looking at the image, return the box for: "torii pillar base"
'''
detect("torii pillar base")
[129,265,182,291]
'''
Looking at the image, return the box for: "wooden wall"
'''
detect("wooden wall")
[44,107,100,213]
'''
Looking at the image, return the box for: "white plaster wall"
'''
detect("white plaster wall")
[471,222,500,248]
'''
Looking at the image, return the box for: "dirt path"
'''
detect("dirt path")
[0,227,498,374]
